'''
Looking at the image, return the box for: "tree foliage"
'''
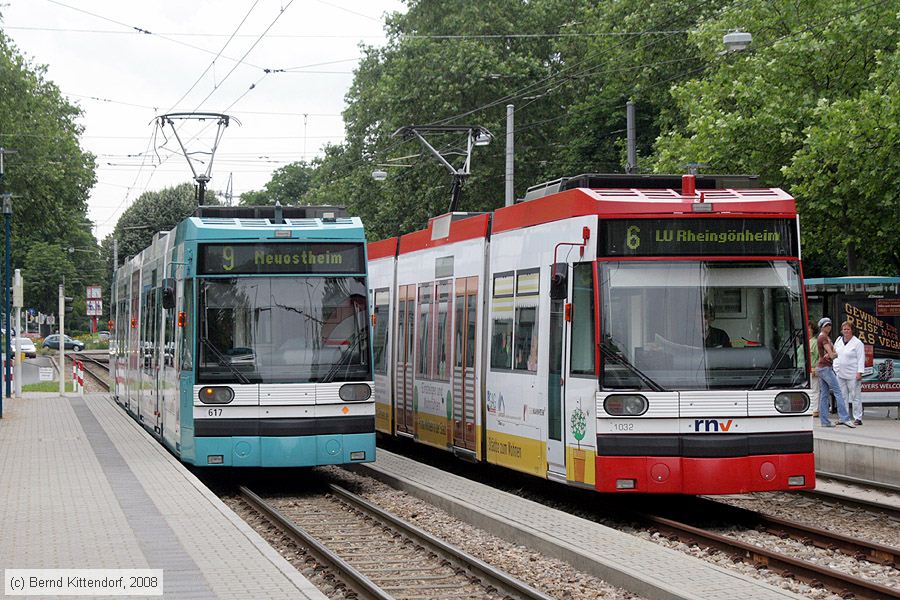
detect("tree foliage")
[0,29,99,326]
[650,0,898,274]
[239,161,315,205]
[107,182,217,264]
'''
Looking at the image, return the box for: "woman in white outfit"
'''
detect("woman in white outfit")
[834,321,866,425]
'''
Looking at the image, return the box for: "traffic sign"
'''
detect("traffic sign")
[86,285,102,300]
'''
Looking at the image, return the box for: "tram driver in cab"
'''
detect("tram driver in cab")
[703,305,731,348]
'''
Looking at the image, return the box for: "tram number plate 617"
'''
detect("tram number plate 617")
[207,408,223,417]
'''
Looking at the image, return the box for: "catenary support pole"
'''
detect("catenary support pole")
[626,101,637,174]
[505,104,514,207]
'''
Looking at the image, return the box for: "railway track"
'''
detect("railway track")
[808,473,900,518]
[71,352,110,392]
[639,497,900,599]
[238,484,553,600]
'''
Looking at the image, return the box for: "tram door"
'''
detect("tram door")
[452,276,478,450]
[547,292,566,477]
[395,284,416,434]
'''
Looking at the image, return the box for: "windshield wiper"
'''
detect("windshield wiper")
[200,336,251,385]
[320,332,366,384]
[753,327,803,390]
[598,340,666,392]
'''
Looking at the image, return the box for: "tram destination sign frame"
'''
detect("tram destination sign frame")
[199,242,365,275]
[600,218,798,257]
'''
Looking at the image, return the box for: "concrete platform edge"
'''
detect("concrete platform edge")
[814,437,900,487]
[355,461,798,600]
[92,395,327,600]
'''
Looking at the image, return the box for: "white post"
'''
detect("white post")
[14,307,21,398]
[59,285,65,396]
[13,269,22,398]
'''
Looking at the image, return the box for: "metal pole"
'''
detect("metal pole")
[4,202,11,399]
[626,101,637,174]
[505,104,514,207]
[59,284,65,396]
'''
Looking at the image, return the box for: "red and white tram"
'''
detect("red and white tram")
[368,174,815,494]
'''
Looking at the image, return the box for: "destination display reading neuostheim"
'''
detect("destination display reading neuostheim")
[199,242,365,274]
[600,218,797,257]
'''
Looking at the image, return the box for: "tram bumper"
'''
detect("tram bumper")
[193,433,375,467]
[191,415,375,467]
[594,431,815,494]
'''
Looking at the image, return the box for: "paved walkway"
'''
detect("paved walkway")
[0,393,326,599]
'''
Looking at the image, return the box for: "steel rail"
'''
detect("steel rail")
[639,511,900,600]
[71,352,111,392]
[692,497,900,568]
[240,485,553,600]
[239,486,391,600]
[327,483,554,600]
[807,473,900,519]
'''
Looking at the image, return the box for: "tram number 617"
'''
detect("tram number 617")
[207,408,223,417]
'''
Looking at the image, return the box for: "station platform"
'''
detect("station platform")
[813,408,900,488]
[0,393,327,599]
[361,449,801,600]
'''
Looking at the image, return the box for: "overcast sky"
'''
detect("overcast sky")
[2,0,406,240]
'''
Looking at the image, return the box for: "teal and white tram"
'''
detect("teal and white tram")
[110,205,375,467]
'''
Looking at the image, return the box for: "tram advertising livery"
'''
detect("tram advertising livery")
[369,173,815,495]
[110,205,376,467]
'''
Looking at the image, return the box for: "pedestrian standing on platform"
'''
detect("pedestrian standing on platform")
[801,321,820,417]
[816,317,855,428]
[834,321,866,425]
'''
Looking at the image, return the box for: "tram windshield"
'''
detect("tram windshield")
[598,261,806,390]
[197,276,370,384]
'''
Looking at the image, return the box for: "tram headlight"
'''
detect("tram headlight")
[604,394,648,416]
[199,386,234,404]
[774,392,809,414]
[339,383,372,402]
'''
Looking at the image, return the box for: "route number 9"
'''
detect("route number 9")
[222,246,234,271]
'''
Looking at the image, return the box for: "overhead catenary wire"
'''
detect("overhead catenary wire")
[164,0,261,114]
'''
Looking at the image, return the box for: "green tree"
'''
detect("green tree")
[649,0,898,274]
[784,47,900,274]
[23,242,77,317]
[239,161,315,205]
[108,182,218,263]
[314,0,578,239]
[0,30,96,259]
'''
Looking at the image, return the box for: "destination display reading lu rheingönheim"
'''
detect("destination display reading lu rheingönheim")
[600,218,797,257]
[199,242,365,275]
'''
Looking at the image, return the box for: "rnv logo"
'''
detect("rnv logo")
[694,419,734,432]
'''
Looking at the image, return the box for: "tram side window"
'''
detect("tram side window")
[514,269,539,372]
[372,289,390,375]
[180,280,193,371]
[570,262,596,375]
[490,272,514,370]
[416,283,433,377]
[434,281,452,381]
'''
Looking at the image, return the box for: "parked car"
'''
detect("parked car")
[96,330,111,341]
[42,334,85,352]
[11,337,37,358]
